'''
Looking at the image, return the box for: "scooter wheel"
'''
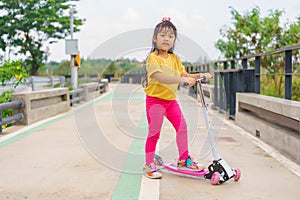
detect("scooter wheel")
[211,172,220,185]
[234,168,241,181]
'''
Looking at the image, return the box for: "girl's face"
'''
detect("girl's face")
[153,27,176,52]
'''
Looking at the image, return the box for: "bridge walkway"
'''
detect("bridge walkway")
[0,83,299,200]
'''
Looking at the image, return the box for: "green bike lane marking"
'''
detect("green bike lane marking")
[111,112,147,200]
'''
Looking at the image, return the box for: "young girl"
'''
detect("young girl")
[143,17,212,179]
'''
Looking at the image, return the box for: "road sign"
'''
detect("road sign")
[65,39,78,55]
[75,52,80,67]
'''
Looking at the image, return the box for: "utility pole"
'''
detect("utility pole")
[70,6,78,89]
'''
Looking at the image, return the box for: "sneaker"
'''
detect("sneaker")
[177,156,205,172]
[143,163,162,179]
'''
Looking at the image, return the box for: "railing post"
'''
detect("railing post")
[219,72,225,112]
[224,70,230,116]
[285,50,292,100]
[60,76,65,87]
[229,71,237,118]
[214,63,219,108]
[255,56,261,94]
[31,76,36,91]
[242,58,248,69]
[0,110,2,133]
[223,61,228,70]
[51,76,54,88]
[230,60,235,69]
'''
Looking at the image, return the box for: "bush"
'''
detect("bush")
[0,60,28,88]
[0,90,13,129]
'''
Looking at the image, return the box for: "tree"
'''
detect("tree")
[215,7,300,98]
[0,0,84,75]
[105,61,118,76]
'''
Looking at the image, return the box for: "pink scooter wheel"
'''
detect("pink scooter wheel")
[211,172,220,185]
[234,168,241,181]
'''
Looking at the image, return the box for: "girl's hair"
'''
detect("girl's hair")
[142,18,177,88]
[151,18,177,54]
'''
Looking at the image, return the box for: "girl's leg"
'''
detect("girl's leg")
[145,96,165,165]
[165,100,189,160]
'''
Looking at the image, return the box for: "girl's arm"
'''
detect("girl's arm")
[181,71,212,81]
[150,71,212,86]
[150,72,191,84]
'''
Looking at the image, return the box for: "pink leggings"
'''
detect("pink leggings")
[145,95,189,165]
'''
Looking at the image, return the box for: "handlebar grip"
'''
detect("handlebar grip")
[196,77,206,82]
[183,82,189,86]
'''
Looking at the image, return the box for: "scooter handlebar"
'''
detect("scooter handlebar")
[196,77,206,82]
[183,76,212,86]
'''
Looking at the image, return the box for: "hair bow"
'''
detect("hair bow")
[162,17,171,22]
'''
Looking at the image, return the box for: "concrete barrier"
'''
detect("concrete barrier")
[12,88,70,125]
[235,93,300,163]
[100,79,109,93]
[80,82,100,101]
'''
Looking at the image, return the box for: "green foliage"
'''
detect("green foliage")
[292,76,300,101]
[68,85,75,91]
[0,90,13,129]
[0,90,12,103]
[0,59,27,129]
[215,7,300,100]
[104,61,118,75]
[0,60,28,88]
[215,7,299,57]
[0,0,84,76]
[41,58,142,78]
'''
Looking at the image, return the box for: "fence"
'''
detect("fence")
[0,99,24,134]
[191,44,300,118]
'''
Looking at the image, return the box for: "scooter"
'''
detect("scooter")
[154,77,241,185]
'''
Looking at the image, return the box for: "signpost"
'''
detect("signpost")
[65,6,79,89]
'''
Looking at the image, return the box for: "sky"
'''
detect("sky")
[48,0,300,62]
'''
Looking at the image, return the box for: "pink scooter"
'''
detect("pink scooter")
[154,77,241,185]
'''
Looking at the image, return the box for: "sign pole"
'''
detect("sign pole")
[70,6,78,89]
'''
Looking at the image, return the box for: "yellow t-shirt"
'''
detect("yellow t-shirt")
[144,52,185,100]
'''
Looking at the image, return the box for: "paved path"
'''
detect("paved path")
[0,83,299,200]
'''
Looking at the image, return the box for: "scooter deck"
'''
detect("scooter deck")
[162,162,209,177]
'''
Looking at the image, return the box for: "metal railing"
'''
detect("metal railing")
[188,44,300,118]
[211,44,300,99]
[69,88,84,106]
[28,76,65,91]
[0,99,24,134]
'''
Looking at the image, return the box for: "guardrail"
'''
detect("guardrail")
[186,44,300,118]
[28,76,65,91]
[0,99,24,134]
[69,80,109,106]
[69,88,84,106]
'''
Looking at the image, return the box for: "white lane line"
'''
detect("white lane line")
[138,177,160,200]
[139,144,160,200]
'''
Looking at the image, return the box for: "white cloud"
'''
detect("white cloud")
[123,8,140,21]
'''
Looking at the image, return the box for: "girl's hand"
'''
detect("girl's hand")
[201,73,212,82]
[184,77,196,86]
